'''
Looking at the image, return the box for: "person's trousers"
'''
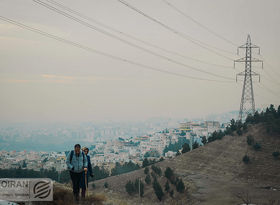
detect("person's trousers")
[70,171,83,198]
[81,189,86,198]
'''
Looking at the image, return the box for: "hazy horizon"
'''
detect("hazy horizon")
[0,0,279,124]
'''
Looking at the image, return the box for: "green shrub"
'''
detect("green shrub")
[151,165,162,176]
[151,172,157,180]
[243,123,248,132]
[142,158,156,168]
[202,136,207,145]
[125,180,135,195]
[104,182,109,188]
[192,142,199,149]
[237,129,243,136]
[175,177,180,185]
[169,175,177,185]
[153,179,164,201]
[134,178,144,197]
[246,135,254,145]
[176,178,185,193]
[144,167,149,175]
[125,179,144,196]
[253,142,261,151]
[145,174,151,185]
[182,143,190,153]
[243,155,250,164]
[164,167,174,180]
[164,181,170,192]
[91,183,96,189]
[169,190,174,198]
[272,151,280,159]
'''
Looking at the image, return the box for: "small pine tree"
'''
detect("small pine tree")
[182,143,190,153]
[243,123,248,133]
[104,182,109,188]
[237,129,243,136]
[144,167,149,175]
[134,179,144,197]
[142,158,149,167]
[253,142,261,151]
[202,136,207,145]
[169,189,174,198]
[175,177,180,185]
[151,172,157,180]
[243,155,250,164]
[125,180,135,195]
[164,167,174,180]
[176,178,185,193]
[145,174,151,185]
[246,135,254,146]
[170,175,176,185]
[151,165,162,176]
[22,160,27,168]
[153,179,164,201]
[272,151,280,159]
[165,181,170,192]
[192,142,199,149]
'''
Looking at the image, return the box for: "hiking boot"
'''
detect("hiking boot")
[75,194,79,202]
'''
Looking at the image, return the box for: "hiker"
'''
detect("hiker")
[80,147,93,198]
[66,144,88,201]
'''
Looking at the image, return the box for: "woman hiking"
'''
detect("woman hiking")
[80,147,93,199]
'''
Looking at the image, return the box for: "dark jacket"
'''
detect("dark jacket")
[80,155,93,189]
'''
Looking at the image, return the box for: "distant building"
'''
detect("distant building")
[179,122,192,132]
[165,151,176,158]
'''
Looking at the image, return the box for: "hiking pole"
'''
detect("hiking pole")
[85,169,88,198]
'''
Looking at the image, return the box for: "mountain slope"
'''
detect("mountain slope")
[90,124,280,205]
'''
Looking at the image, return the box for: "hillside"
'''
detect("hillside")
[90,124,280,205]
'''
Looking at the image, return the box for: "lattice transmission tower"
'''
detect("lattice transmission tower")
[234,35,263,122]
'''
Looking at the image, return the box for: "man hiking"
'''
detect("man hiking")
[66,144,88,201]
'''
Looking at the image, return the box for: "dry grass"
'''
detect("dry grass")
[90,125,280,204]
[33,183,106,205]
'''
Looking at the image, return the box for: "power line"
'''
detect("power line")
[0,16,234,83]
[162,0,238,47]
[261,56,280,76]
[252,54,280,86]
[33,0,234,80]
[262,70,280,86]
[44,0,233,69]
[259,82,280,98]
[254,90,275,105]
[117,0,235,60]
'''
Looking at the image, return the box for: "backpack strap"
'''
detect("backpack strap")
[70,150,74,163]
[70,150,85,167]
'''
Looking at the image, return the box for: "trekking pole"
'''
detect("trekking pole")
[86,172,89,198]
[85,169,88,198]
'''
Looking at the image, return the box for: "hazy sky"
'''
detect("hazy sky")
[0,0,279,123]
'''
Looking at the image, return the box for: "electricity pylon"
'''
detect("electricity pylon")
[234,35,263,122]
